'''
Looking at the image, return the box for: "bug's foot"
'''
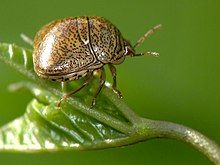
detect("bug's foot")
[90,98,96,108]
[57,99,63,107]
[57,95,67,107]
[113,89,123,98]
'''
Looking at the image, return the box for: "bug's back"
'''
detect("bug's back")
[33,16,125,81]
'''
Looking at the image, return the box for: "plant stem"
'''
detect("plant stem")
[102,82,220,164]
[103,84,140,124]
[138,118,220,164]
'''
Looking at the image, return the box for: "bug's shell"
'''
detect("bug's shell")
[33,16,131,82]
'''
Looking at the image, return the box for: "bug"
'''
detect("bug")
[33,16,161,107]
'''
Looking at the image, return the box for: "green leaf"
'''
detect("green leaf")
[0,43,139,152]
[0,87,126,152]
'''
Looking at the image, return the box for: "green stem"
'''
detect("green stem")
[137,118,220,164]
[63,98,134,134]
[102,86,220,164]
[103,84,140,123]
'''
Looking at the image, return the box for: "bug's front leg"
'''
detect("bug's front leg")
[91,67,106,108]
[57,72,93,107]
[108,64,123,98]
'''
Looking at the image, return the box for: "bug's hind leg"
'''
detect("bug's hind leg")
[57,72,93,107]
[108,64,123,98]
[91,67,106,108]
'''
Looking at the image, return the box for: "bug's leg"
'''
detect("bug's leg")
[91,68,106,108]
[108,64,123,98]
[57,72,93,107]
[20,33,34,46]
[133,24,162,48]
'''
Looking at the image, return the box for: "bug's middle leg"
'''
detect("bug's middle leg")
[108,64,123,98]
[57,72,93,107]
[91,67,106,108]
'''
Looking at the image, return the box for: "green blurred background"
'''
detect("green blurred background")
[0,0,219,164]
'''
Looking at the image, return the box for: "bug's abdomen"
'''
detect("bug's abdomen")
[33,17,101,78]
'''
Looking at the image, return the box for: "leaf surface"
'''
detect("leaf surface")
[0,43,136,152]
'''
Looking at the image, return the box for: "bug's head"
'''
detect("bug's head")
[112,24,161,64]
[110,39,135,65]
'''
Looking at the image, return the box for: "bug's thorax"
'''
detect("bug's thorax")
[89,18,127,65]
[103,38,134,65]
[110,40,135,65]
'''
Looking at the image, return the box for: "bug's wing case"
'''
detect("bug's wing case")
[33,17,101,77]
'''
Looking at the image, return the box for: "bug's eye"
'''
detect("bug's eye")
[125,45,135,56]
[124,40,135,56]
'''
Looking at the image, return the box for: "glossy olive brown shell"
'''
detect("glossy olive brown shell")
[33,16,129,82]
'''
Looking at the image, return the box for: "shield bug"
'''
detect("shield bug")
[33,16,161,107]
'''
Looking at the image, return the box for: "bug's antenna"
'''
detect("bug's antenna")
[133,51,159,57]
[133,24,162,48]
